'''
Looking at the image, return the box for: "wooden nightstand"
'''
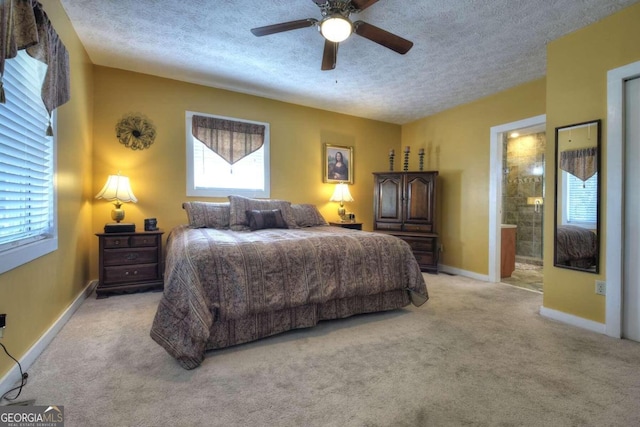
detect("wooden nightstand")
[95,230,164,298]
[329,222,363,230]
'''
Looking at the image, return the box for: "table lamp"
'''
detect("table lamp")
[329,183,354,222]
[95,173,137,232]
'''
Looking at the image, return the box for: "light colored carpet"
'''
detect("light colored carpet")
[10,274,640,426]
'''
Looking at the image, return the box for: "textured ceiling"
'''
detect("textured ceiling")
[59,0,639,124]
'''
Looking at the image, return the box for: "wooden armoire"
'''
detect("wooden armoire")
[373,171,439,273]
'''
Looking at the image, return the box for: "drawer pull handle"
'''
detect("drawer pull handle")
[114,240,121,245]
[125,253,139,261]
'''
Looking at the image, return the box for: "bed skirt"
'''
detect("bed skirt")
[151,289,410,370]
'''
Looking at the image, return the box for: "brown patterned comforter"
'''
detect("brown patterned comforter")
[556,225,597,268]
[150,225,428,369]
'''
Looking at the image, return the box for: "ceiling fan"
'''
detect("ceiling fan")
[250,0,413,71]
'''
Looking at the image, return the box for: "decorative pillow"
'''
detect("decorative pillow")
[182,202,230,229]
[291,203,328,227]
[228,195,298,231]
[246,209,288,231]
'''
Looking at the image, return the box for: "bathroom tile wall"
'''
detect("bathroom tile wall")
[502,132,546,261]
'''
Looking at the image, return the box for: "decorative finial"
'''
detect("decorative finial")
[418,148,425,171]
[403,146,410,171]
[389,149,395,171]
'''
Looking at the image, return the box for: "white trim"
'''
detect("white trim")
[0,280,97,398]
[439,264,490,282]
[606,60,640,338]
[540,306,606,335]
[488,115,546,283]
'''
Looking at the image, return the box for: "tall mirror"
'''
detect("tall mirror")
[554,120,601,273]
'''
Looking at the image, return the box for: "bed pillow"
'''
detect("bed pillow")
[228,195,298,231]
[246,209,288,231]
[182,202,230,229]
[291,203,328,227]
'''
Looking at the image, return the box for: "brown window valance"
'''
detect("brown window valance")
[560,147,597,182]
[0,0,70,135]
[191,115,265,165]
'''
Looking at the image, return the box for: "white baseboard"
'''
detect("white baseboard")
[0,280,97,398]
[539,305,607,335]
[438,264,490,282]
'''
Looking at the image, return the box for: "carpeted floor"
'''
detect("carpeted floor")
[7,273,640,426]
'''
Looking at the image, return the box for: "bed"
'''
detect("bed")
[555,225,597,269]
[150,197,429,369]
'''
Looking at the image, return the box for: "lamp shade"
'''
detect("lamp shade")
[320,15,352,43]
[329,183,354,205]
[95,175,138,203]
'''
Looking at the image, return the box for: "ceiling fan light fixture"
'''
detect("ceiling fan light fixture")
[320,15,352,42]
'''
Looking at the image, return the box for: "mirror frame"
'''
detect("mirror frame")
[553,119,601,273]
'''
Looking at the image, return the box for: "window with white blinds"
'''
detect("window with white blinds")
[562,170,598,229]
[0,50,58,274]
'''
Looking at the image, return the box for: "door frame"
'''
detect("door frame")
[605,60,640,338]
[488,114,546,283]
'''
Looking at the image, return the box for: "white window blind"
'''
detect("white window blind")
[565,171,598,227]
[0,50,57,273]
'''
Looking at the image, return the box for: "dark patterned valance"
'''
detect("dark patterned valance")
[0,0,70,135]
[560,147,598,182]
[192,115,265,165]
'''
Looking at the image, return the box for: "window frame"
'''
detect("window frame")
[185,111,270,198]
[0,52,58,275]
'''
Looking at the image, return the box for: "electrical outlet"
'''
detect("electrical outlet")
[439,244,444,253]
[595,281,606,296]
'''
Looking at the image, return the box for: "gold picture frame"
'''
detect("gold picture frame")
[323,144,353,184]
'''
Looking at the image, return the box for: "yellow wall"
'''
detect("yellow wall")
[543,2,640,322]
[0,2,94,378]
[90,67,401,276]
[401,79,546,274]
[2,0,639,382]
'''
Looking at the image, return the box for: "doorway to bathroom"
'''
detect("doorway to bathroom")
[489,115,546,293]
[500,128,545,292]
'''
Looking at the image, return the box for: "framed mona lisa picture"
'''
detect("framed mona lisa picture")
[323,144,354,184]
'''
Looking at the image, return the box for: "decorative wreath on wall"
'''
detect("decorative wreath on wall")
[115,113,157,150]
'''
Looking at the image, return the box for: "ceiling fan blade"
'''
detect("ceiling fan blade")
[350,0,380,11]
[311,0,329,6]
[321,40,338,71]
[353,21,413,54]
[251,18,318,37]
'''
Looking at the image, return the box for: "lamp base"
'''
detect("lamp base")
[104,222,136,233]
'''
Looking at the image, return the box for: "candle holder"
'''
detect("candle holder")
[389,150,395,171]
[403,147,410,171]
[418,149,425,171]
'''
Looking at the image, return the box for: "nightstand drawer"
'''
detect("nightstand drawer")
[103,236,131,248]
[131,234,159,247]
[103,247,158,266]
[103,263,159,284]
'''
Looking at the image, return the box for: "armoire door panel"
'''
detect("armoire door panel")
[405,174,434,224]
[375,175,403,222]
